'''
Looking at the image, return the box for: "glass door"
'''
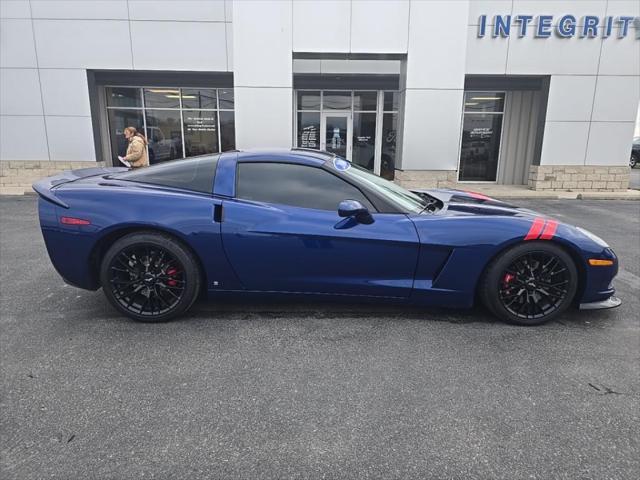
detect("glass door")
[321,113,352,160]
[458,91,505,182]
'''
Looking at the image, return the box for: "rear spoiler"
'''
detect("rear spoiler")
[32,167,127,209]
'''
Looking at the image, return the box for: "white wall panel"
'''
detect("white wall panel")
[131,21,227,71]
[224,0,233,22]
[545,75,597,122]
[39,69,91,116]
[513,1,607,24]
[0,115,49,160]
[598,28,640,76]
[468,0,512,25]
[350,0,409,53]
[45,116,95,161]
[592,76,640,122]
[233,0,291,87]
[233,87,292,149]
[465,26,508,74]
[506,35,601,75]
[225,22,233,70]
[585,121,636,165]
[405,0,469,89]
[400,89,464,170]
[30,1,128,19]
[0,68,43,115]
[292,0,350,53]
[540,122,590,165]
[0,19,37,67]
[128,0,225,22]
[0,0,30,18]
[33,19,132,69]
[605,0,640,17]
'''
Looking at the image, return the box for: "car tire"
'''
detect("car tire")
[100,231,201,322]
[480,241,578,326]
[630,153,638,169]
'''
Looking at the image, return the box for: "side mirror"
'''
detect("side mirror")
[338,199,374,225]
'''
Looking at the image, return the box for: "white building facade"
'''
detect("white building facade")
[1,0,639,194]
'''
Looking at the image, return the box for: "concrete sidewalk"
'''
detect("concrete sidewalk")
[457,183,640,200]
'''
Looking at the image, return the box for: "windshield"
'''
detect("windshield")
[340,162,427,213]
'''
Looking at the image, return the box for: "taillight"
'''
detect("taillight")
[60,216,91,225]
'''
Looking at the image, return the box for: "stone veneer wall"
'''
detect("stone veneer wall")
[0,161,105,195]
[528,165,630,191]
[394,170,458,190]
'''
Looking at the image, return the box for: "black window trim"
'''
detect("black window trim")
[234,161,379,213]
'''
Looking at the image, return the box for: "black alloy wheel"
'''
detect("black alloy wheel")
[480,242,578,325]
[630,154,638,169]
[100,232,201,322]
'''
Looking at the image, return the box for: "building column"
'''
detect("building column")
[232,0,293,149]
[396,0,469,188]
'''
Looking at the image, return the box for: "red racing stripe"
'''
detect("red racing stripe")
[540,219,559,240]
[524,217,545,241]
[466,191,492,201]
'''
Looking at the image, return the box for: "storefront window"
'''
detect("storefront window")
[105,87,235,165]
[381,113,398,181]
[297,91,321,110]
[107,109,144,159]
[297,112,320,149]
[218,89,234,109]
[383,91,399,112]
[294,89,399,179]
[352,112,376,170]
[106,87,142,108]
[219,111,236,152]
[353,91,377,111]
[143,88,180,109]
[459,91,505,182]
[146,110,183,162]
[323,91,351,110]
[181,88,217,109]
[183,110,218,157]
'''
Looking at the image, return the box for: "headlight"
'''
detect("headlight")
[576,227,609,248]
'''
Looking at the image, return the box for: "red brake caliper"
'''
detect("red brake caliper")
[503,273,515,285]
[166,267,178,286]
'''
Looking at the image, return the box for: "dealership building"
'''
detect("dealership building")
[1,0,639,194]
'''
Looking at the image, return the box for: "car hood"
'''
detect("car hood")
[412,188,539,218]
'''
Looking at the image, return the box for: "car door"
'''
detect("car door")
[219,161,419,298]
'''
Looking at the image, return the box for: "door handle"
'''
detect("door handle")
[213,204,223,223]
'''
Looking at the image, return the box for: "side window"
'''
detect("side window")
[236,162,375,211]
[115,154,219,194]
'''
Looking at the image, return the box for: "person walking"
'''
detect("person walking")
[118,126,149,168]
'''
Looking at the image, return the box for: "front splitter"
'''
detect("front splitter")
[579,296,622,310]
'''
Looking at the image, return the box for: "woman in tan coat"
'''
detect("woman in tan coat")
[118,126,149,168]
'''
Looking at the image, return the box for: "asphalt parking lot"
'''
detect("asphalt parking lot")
[1,196,639,479]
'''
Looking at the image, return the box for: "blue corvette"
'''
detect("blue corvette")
[34,149,620,325]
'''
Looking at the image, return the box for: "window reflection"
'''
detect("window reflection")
[107,109,144,158]
[105,87,235,164]
[323,91,351,110]
[381,113,397,180]
[352,112,376,170]
[106,87,142,108]
[182,88,217,109]
[144,88,181,109]
[145,110,183,164]
[459,113,503,181]
[183,110,218,157]
[220,111,236,152]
